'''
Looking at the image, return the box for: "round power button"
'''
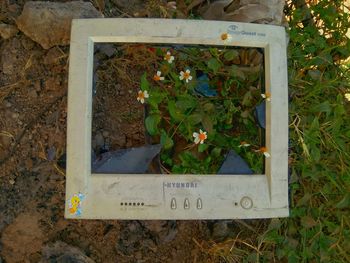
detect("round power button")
[240,196,253,209]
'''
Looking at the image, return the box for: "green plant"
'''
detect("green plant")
[205,0,350,262]
[138,46,268,174]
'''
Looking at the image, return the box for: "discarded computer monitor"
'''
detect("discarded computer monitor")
[66,18,289,219]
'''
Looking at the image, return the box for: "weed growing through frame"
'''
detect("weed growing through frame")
[138,45,268,174]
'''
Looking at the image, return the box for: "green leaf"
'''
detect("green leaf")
[211,147,222,158]
[207,58,221,74]
[202,115,213,134]
[242,91,252,106]
[203,102,215,112]
[176,95,197,111]
[140,72,149,91]
[148,90,165,109]
[168,100,183,122]
[311,101,331,116]
[198,143,208,153]
[335,193,350,209]
[307,69,321,80]
[310,146,321,162]
[145,114,160,135]
[187,113,202,125]
[224,49,239,61]
[160,130,174,150]
[231,65,246,80]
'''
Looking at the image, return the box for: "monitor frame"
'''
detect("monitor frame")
[65,18,289,219]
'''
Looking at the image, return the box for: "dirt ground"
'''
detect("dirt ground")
[0,1,269,262]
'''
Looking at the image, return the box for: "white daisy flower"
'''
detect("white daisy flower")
[137,90,149,104]
[193,129,207,144]
[164,51,175,64]
[153,71,165,81]
[179,69,192,83]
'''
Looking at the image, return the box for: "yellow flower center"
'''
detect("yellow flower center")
[199,133,206,141]
[221,33,228,40]
[165,54,171,60]
[183,72,190,79]
[153,75,160,81]
[138,92,145,100]
[265,92,271,98]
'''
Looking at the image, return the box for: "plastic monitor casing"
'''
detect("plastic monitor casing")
[66,18,289,220]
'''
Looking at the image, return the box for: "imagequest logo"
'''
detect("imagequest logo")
[227,24,266,37]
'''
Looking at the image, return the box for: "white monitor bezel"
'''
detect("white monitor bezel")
[65,18,289,219]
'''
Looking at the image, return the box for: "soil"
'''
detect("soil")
[0,1,269,262]
[92,44,154,155]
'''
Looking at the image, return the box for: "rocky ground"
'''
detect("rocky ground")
[0,1,272,262]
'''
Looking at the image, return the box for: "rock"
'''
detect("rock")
[116,221,157,256]
[95,44,116,57]
[200,0,285,25]
[211,220,234,241]
[0,23,18,39]
[94,132,105,148]
[1,212,45,262]
[40,241,95,263]
[141,220,178,244]
[16,1,103,49]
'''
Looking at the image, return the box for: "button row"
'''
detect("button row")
[170,198,202,210]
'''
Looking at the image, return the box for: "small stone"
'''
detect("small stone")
[0,23,18,39]
[142,221,166,233]
[211,221,230,241]
[8,4,20,14]
[16,1,103,49]
[40,241,94,263]
[96,44,116,57]
[4,101,12,108]
[9,179,15,185]
[94,132,104,147]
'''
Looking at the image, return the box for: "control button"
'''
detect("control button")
[184,198,190,209]
[170,198,177,209]
[240,196,253,209]
[196,198,202,209]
